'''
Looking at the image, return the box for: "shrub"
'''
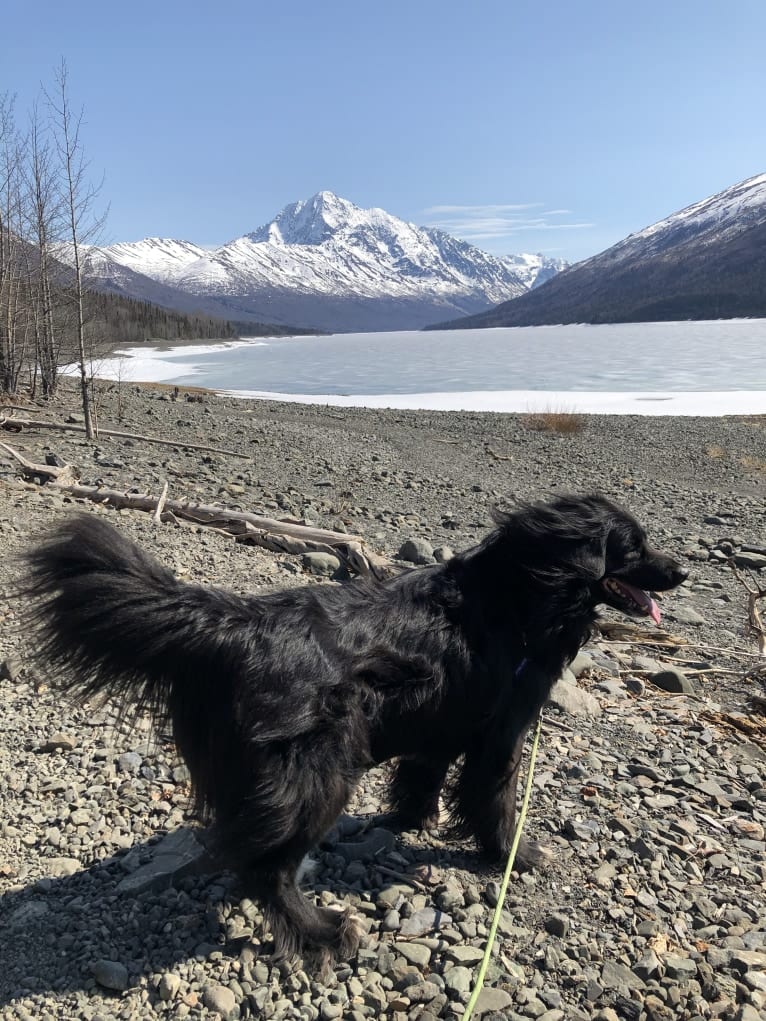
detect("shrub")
[523,406,587,434]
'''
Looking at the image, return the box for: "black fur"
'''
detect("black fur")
[22,493,686,960]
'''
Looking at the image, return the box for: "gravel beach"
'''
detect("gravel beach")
[1,381,764,1021]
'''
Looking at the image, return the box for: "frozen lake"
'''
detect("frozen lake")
[90,319,766,416]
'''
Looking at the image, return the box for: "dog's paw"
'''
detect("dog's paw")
[513,836,553,872]
[336,908,365,959]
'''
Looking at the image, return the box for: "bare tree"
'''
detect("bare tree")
[24,99,61,397]
[45,61,107,437]
[0,92,26,394]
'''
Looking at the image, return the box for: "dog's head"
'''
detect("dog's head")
[494,493,687,624]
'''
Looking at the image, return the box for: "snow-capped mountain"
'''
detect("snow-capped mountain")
[88,193,566,333]
[96,238,208,282]
[433,173,766,329]
[502,251,569,289]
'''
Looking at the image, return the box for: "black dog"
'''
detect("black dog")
[23,493,686,960]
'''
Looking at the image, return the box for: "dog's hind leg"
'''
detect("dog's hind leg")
[386,755,450,830]
[248,862,363,963]
[223,762,364,962]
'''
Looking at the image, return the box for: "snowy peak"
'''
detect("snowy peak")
[249,191,366,246]
[503,252,569,289]
[100,237,208,284]
[88,192,569,332]
[240,192,538,301]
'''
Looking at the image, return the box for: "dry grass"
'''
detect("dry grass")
[703,445,766,473]
[523,406,587,434]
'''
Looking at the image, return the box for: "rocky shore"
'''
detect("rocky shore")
[0,381,764,1021]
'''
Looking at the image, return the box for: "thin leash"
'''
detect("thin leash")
[460,709,544,1021]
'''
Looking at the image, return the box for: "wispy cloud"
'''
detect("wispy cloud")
[426,202,543,215]
[422,202,593,245]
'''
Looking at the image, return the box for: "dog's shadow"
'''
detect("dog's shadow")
[0,820,482,1009]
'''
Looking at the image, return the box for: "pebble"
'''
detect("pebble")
[650,668,696,694]
[91,960,129,991]
[544,913,570,938]
[397,537,434,565]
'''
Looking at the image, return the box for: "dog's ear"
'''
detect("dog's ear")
[493,503,607,580]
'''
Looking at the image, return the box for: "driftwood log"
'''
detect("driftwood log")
[0,415,249,461]
[729,560,766,658]
[0,441,391,579]
[0,440,79,486]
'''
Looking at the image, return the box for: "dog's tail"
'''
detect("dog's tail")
[23,513,251,729]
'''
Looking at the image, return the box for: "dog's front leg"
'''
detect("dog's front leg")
[455,663,552,870]
[387,755,451,830]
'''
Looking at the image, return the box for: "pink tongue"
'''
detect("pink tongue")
[620,580,662,625]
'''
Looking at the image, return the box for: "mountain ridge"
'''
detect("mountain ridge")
[84,192,566,333]
[427,174,766,329]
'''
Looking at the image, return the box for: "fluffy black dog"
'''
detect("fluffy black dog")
[24,493,686,960]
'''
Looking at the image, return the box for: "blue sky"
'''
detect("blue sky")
[3,0,765,262]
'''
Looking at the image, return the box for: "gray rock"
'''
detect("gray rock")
[9,900,50,927]
[46,857,81,878]
[446,945,485,965]
[663,954,697,980]
[334,826,395,862]
[734,551,766,570]
[596,677,628,699]
[397,537,434,564]
[0,656,22,682]
[158,973,181,1001]
[669,605,706,625]
[402,979,441,1003]
[592,862,617,886]
[600,959,645,993]
[569,651,594,677]
[729,949,766,972]
[547,678,602,717]
[632,654,663,672]
[734,1006,765,1021]
[650,668,696,695]
[436,880,465,912]
[399,907,453,937]
[203,983,237,1016]
[433,545,454,563]
[633,949,662,980]
[544,913,570,938]
[302,551,342,577]
[565,818,601,841]
[116,827,213,894]
[91,959,129,991]
[36,731,76,752]
[444,965,473,998]
[320,1004,344,1020]
[395,941,431,967]
[473,987,513,1015]
[117,751,142,773]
